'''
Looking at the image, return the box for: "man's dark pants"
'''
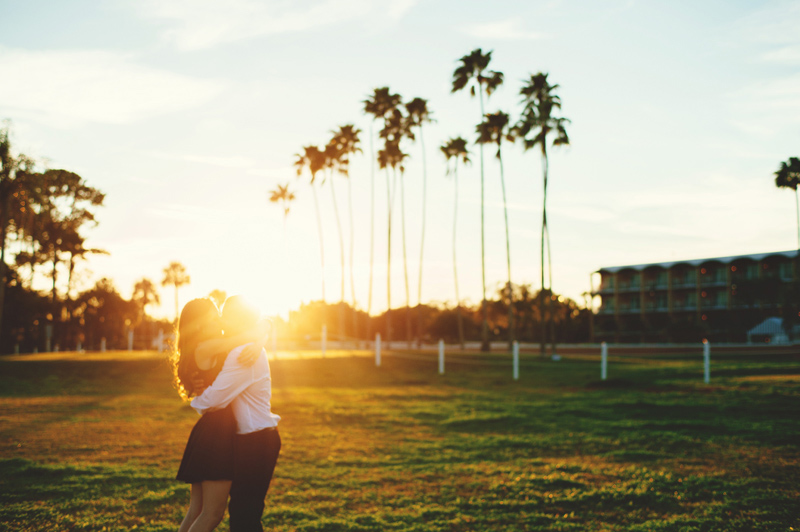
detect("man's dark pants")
[229,427,281,532]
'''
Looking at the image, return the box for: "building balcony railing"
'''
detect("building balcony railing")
[671,281,697,289]
[617,284,641,292]
[700,280,728,287]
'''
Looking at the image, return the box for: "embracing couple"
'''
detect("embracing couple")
[171,295,281,532]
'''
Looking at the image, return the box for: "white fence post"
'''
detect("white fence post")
[703,339,710,384]
[375,333,381,367]
[14,344,19,355]
[127,330,134,351]
[321,325,327,358]
[601,342,608,380]
[513,341,519,380]
[157,329,164,353]
[100,337,106,353]
[438,339,445,375]
[76,342,82,353]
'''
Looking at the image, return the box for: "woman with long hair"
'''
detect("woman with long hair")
[171,298,265,532]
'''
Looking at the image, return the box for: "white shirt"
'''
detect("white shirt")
[191,344,281,434]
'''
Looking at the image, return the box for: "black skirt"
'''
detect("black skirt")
[176,405,236,483]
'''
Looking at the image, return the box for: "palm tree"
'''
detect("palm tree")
[363,88,402,337]
[162,261,190,321]
[268,183,296,228]
[441,137,471,350]
[451,48,504,352]
[476,111,516,349]
[322,139,347,340]
[330,125,362,340]
[775,157,800,251]
[515,72,570,357]
[378,135,408,348]
[294,146,327,306]
[381,108,415,348]
[132,278,160,321]
[406,97,434,347]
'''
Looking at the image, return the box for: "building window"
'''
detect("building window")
[779,261,793,280]
[716,291,727,306]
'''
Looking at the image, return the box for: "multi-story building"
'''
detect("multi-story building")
[591,251,798,343]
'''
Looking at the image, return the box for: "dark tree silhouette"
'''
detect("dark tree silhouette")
[330,125,362,340]
[451,48,504,352]
[133,278,160,321]
[294,145,327,308]
[363,88,402,334]
[406,97,434,346]
[477,111,516,349]
[162,261,190,321]
[441,137,471,350]
[515,72,570,357]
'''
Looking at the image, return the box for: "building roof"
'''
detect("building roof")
[596,250,799,274]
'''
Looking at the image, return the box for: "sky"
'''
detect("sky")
[1,0,798,320]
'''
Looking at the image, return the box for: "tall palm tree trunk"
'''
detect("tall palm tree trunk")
[386,168,394,348]
[478,89,489,352]
[498,149,514,350]
[546,221,556,356]
[454,163,465,350]
[795,188,799,250]
[329,176,346,343]
[312,186,326,311]
[51,255,58,303]
[400,170,411,349]
[417,126,428,348]
[368,122,375,341]
[539,151,548,357]
[348,178,358,342]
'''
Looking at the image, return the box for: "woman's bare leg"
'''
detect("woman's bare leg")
[178,483,204,532]
[187,480,232,532]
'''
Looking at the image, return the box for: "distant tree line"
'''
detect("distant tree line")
[283,282,590,346]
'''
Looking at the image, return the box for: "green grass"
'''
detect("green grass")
[1,350,798,531]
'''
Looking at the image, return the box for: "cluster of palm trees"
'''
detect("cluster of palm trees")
[270,48,571,353]
[291,126,363,338]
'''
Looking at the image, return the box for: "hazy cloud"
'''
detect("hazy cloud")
[727,73,800,130]
[148,150,257,169]
[133,0,421,51]
[760,45,800,65]
[462,18,549,41]
[0,48,226,127]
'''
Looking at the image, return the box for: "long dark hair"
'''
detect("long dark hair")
[171,298,221,400]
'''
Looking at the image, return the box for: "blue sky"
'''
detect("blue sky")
[1,0,798,318]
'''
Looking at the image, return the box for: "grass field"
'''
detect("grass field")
[1,349,799,531]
